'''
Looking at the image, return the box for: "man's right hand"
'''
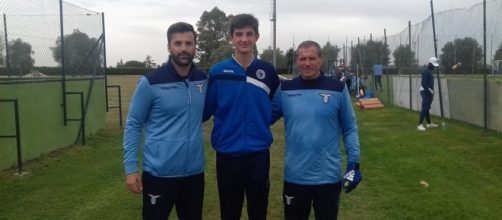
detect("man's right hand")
[126,173,143,194]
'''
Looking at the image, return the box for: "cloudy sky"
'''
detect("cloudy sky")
[67,0,482,66]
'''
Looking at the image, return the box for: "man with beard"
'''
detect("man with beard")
[123,22,207,220]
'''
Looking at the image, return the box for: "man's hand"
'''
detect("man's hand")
[126,172,143,194]
[343,162,362,193]
[428,88,434,95]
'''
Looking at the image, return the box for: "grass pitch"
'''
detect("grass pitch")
[1,75,502,219]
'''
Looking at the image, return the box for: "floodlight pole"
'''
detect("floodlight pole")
[59,0,67,126]
[430,0,445,127]
[384,29,390,104]
[3,14,12,78]
[483,0,488,134]
[102,13,109,112]
[271,0,277,67]
[408,21,413,111]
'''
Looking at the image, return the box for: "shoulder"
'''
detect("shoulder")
[190,68,208,81]
[282,76,344,92]
[250,59,278,79]
[258,60,277,74]
[143,66,170,85]
[209,58,234,75]
[255,59,275,69]
[322,77,345,92]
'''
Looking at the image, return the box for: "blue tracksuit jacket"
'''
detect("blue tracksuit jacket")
[421,67,434,95]
[271,75,360,185]
[204,56,280,155]
[123,61,207,177]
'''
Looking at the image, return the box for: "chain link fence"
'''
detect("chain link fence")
[387,0,502,74]
[290,0,501,76]
[289,0,502,132]
[0,0,104,80]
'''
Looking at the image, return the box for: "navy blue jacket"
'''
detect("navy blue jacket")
[421,66,434,94]
[204,56,280,154]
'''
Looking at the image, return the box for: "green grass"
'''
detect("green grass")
[1,75,502,219]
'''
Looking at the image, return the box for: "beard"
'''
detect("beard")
[170,52,194,67]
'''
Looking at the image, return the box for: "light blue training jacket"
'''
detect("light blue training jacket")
[271,74,360,185]
[123,60,207,177]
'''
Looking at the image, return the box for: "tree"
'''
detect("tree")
[209,44,233,68]
[116,59,124,67]
[365,40,390,67]
[123,60,145,68]
[285,47,295,74]
[492,42,502,61]
[260,47,287,69]
[51,29,101,76]
[321,42,340,72]
[0,37,4,66]
[392,45,417,71]
[350,40,391,73]
[440,37,482,74]
[8,38,34,76]
[196,7,231,68]
[494,42,502,74]
[144,55,156,69]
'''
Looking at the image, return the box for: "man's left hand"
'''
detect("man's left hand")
[343,162,362,193]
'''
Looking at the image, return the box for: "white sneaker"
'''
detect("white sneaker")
[427,123,438,128]
[417,124,426,131]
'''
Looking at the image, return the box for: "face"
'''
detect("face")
[296,46,323,79]
[168,32,196,67]
[230,26,259,55]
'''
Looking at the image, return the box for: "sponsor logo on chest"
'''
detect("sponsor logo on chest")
[161,85,179,90]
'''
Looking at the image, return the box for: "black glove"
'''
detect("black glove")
[343,162,362,193]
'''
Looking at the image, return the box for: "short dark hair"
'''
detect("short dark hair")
[296,40,322,58]
[167,22,197,44]
[229,14,259,35]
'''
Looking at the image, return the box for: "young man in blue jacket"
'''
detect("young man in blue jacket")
[271,40,362,220]
[204,14,280,220]
[123,22,207,220]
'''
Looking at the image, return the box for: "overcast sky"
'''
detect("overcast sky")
[67,0,482,66]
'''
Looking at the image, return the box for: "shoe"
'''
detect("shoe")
[417,124,426,131]
[426,123,438,128]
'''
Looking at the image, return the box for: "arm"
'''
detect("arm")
[339,85,362,192]
[339,85,360,163]
[270,83,283,125]
[428,71,435,94]
[203,72,216,122]
[123,76,153,193]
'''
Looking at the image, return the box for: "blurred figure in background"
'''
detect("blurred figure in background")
[417,57,439,131]
[372,62,383,91]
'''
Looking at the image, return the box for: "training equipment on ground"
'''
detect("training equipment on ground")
[343,162,362,193]
[355,98,384,110]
